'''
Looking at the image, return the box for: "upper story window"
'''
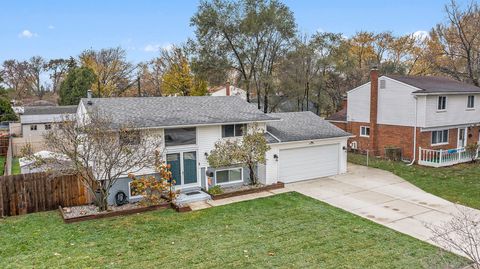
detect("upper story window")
[431,129,449,145]
[120,130,141,145]
[30,125,37,131]
[360,126,370,137]
[164,127,196,147]
[467,95,475,109]
[222,124,246,138]
[44,124,52,130]
[437,96,447,111]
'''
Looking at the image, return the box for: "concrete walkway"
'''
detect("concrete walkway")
[286,163,480,257]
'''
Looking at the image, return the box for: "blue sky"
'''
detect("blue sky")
[0,0,470,63]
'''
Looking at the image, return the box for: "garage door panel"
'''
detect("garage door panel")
[279,144,339,183]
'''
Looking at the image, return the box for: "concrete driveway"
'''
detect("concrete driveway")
[286,163,480,256]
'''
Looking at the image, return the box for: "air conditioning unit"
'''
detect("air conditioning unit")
[349,141,358,150]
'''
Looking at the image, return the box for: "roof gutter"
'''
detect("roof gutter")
[267,135,353,146]
[413,91,480,95]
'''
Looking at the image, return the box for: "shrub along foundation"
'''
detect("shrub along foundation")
[209,182,285,200]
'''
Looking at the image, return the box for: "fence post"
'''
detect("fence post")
[419,147,422,162]
[366,150,369,167]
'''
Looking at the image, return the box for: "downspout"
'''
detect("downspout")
[408,95,418,166]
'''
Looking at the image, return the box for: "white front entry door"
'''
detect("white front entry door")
[278,144,339,183]
[457,128,467,148]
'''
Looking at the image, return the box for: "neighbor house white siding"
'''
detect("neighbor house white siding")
[423,94,480,128]
[377,77,417,126]
[347,83,370,123]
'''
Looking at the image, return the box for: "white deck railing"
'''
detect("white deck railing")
[418,147,477,167]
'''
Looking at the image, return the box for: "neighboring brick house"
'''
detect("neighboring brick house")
[327,68,480,166]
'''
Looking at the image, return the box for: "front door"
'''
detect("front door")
[166,151,198,186]
[458,128,467,148]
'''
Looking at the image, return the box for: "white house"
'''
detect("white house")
[76,96,350,204]
[333,69,480,167]
[11,106,77,156]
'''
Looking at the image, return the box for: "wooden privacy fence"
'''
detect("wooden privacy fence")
[0,173,93,217]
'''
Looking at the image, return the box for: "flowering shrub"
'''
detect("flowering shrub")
[129,161,177,206]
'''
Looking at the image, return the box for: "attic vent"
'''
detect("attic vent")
[379,79,386,89]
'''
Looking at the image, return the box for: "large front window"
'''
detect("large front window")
[432,130,448,145]
[222,124,246,138]
[216,168,242,185]
[164,127,196,147]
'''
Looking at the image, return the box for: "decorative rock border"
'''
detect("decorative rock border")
[210,182,285,200]
[59,202,171,224]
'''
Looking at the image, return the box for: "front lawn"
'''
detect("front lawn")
[0,192,468,268]
[11,157,20,175]
[349,153,480,210]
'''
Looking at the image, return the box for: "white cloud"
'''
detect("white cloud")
[48,25,55,30]
[413,30,429,41]
[143,43,173,52]
[18,29,37,38]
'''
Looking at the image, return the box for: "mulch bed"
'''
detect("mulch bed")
[210,182,284,200]
[59,202,171,223]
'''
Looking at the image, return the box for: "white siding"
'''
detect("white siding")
[347,83,370,123]
[424,94,480,128]
[377,78,417,126]
[197,125,222,168]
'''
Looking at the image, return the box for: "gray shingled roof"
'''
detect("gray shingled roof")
[387,75,480,94]
[80,96,278,128]
[23,105,78,115]
[266,112,350,143]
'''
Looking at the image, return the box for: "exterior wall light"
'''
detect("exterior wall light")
[273,154,278,161]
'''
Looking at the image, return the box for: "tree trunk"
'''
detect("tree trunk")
[263,90,268,113]
[248,163,257,185]
[97,189,109,211]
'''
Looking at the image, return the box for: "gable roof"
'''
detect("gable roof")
[386,75,480,94]
[23,105,78,116]
[266,111,350,143]
[80,96,278,129]
[325,106,347,122]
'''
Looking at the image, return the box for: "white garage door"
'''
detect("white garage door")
[279,144,339,183]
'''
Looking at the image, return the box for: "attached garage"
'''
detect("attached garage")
[278,144,340,183]
[263,112,351,185]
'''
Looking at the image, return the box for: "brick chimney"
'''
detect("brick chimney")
[225,81,231,96]
[370,67,379,153]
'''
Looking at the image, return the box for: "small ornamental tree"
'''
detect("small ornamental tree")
[207,125,270,185]
[128,154,178,206]
[36,110,163,211]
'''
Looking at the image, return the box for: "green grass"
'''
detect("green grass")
[349,153,480,210]
[0,192,468,268]
[11,158,20,175]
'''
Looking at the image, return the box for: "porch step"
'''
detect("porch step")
[176,188,211,205]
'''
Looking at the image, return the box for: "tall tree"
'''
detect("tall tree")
[161,48,208,96]
[59,67,96,105]
[1,60,29,98]
[79,47,135,97]
[24,56,49,99]
[46,58,70,93]
[431,0,480,85]
[191,0,296,103]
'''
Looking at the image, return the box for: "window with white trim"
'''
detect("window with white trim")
[222,124,246,138]
[437,96,447,110]
[360,126,370,137]
[30,125,37,131]
[431,130,449,145]
[215,168,243,185]
[467,95,475,109]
